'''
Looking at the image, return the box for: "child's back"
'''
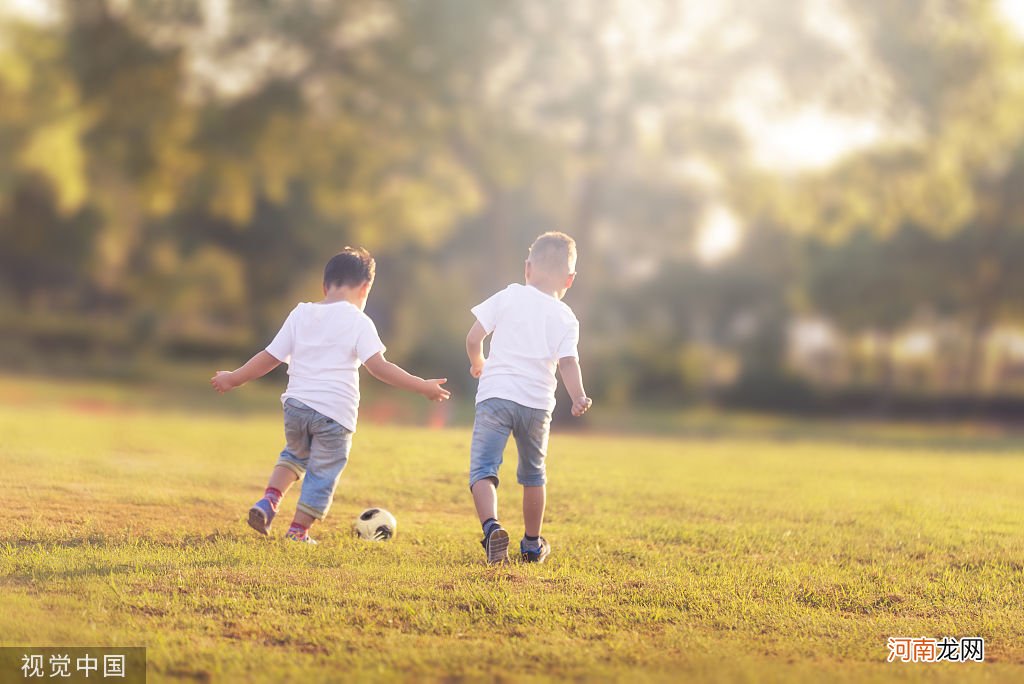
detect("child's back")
[474,282,579,412]
[465,232,592,564]
[268,299,385,433]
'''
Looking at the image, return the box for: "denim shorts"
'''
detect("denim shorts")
[469,397,552,489]
[276,398,352,520]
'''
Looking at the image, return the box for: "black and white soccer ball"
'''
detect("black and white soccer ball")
[354,508,397,541]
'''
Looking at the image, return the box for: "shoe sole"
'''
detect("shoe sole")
[486,528,510,564]
[522,539,550,563]
[247,506,269,536]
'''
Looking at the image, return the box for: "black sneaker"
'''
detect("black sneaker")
[520,536,550,563]
[480,523,510,564]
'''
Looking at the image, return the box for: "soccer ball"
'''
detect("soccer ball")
[354,508,397,541]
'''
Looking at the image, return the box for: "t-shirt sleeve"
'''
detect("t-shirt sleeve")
[556,317,580,360]
[265,307,298,363]
[355,316,387,364]
[470,288,506,333]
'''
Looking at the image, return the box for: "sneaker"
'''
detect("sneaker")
[480,523,510,564]
[247,498,276,535]
[520,536,550,563]
[285,530,318,544]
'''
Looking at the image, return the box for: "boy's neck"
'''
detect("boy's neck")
[321,285,366,309]
[526,280,564,300]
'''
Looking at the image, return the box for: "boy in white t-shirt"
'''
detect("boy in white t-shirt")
[211,247,450,544]
[466,232,592,563]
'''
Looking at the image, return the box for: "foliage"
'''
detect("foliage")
[3,1,1024,403]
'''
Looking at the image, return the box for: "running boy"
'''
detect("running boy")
[211,247,450,544]
[465,231,592,563]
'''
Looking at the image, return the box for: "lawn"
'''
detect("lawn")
[1,374,1023,682]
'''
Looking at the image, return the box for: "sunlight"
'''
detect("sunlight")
[0,0,58,23]
[695,205,741,263]
[744,107,885,171]
[999,0,1024,37]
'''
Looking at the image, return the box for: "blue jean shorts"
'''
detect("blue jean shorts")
[469,397,552,489]
[276,398,352,520]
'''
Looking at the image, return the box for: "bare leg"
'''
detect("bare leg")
[523,485,546,537]
[249,466,300,536]
[472,478,499,524]
[267,465,299,494]
[292,510,316,529]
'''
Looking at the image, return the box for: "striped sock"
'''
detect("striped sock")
[287,522,308,539]
[523,535,540,551]
[264,487,283,512]
[482,518,499,536]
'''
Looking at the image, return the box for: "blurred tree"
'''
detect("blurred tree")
[5,0,1024,409]
[746,0,1024,392]
[0,18,95,309]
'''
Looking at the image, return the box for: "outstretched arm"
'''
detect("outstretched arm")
[211,351,281,393]
[557,356,592,417]
[363,352,450,401]
[466,321,488,378]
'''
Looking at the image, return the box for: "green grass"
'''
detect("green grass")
[1,374,1023,682]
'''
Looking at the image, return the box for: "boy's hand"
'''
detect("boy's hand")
[210,371,237,394]
[469,360,485,378]
[571,395,592,417]
[421,378,451,402]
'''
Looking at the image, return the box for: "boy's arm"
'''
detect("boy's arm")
[466,321,488,378]
[557,356,592,417]
[363,352,450,401]
[211,351,281,393]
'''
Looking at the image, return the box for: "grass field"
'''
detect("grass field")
[2,374,1023,683]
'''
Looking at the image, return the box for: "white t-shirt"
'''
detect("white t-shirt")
[265,300,386,431]
[471,283,580,411]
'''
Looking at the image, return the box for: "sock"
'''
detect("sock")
[264,487,283,512]
[287,521,308,539]
[523,534,540,550]
[482,518,499,535]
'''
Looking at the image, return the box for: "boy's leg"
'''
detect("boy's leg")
[250,403,311,535]
[513,406,552,562]
[267,465,299,494]
[474,476,509,564]
[471,478,499,524]
[470,399,514,563]
[522,485,546,538]
[290,412,351,543]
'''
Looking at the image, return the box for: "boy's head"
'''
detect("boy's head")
[323,247,375,304]
[526,231,576,298]
[324,247,375,288]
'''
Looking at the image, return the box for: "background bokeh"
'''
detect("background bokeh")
[4,0,1024,421]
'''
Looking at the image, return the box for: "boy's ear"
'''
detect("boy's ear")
[565,272,576,289]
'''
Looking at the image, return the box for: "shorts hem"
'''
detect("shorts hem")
[295,502,325,520]
[469,474,500,491]
[276,459,306,478]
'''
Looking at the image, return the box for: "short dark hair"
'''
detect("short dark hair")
[323,247,375,288]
